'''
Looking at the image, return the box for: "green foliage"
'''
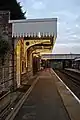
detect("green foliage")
[0,0,26,20]
[0,35,10,64]
[0,39,10,57]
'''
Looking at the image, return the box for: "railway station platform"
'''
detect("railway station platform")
[65,68,80,74]
[12,68,70,120]
[4,68,79,120]
[3,68,80,120]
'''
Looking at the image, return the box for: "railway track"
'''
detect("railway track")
[0,73,38,120]
[0,93,24,120]
[0,85,31,120]
[54,69,80,99]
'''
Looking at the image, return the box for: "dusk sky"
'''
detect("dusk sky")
[17,0,80,54]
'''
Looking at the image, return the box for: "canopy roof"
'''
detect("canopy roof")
[9,18,57,38]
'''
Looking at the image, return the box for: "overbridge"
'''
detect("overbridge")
[41,54,80,60]
[41,54,80,69]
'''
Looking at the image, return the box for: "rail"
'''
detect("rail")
[54,69,80,99]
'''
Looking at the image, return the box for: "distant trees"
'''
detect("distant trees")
[0,0,26,20]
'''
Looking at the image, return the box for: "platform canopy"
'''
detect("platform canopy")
[9,18,57,38]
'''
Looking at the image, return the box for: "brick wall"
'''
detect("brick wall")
[0,11,16,94]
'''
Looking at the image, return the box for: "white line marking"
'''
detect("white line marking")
[51,69,80,104]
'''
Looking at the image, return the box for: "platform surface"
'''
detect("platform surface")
[14,69,70,120]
